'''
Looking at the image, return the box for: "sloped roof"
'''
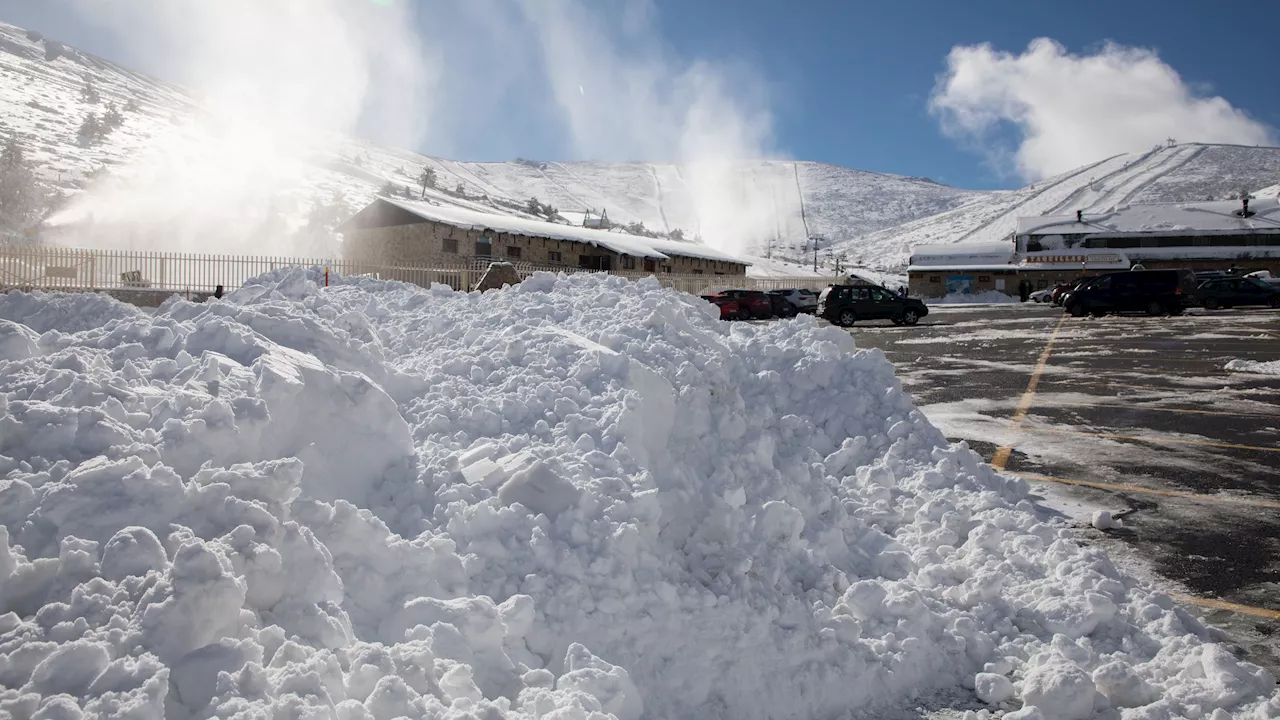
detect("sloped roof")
[908,242,1014,266]
[1017,198,1280,237]
[344,197,748,265]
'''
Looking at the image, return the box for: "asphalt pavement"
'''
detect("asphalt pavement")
[840,301,1280,672]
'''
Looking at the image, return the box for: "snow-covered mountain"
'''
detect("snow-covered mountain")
[3,20,1279,271]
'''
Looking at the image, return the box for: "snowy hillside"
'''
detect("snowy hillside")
[3,20,1280,270]
[844,143,1280,266]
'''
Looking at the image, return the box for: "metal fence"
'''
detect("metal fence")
[0,243,836,297]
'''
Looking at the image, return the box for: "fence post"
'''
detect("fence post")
[325,267,329,287]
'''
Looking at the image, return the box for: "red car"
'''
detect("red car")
[701,294,744,320]
[719,289,774,319]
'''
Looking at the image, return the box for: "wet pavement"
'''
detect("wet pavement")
[842,302,1280,671]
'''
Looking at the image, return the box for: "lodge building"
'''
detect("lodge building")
[908,197,1280,298]
[338,197,749,278]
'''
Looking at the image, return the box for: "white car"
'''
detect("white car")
[1029,288,1054,303]
[768,288,819,314]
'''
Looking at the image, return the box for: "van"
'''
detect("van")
[1064,269,1197,317]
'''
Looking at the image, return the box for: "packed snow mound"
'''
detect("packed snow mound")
[1225,358,1280,376]
[927,290,1021,305]
[2,273,1278,720]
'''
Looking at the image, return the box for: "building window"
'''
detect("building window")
[475,235,492,257]
[547,251,562,263]
[929,277,941,283]
[621,256,636,270]
[979,275,991,282]
[662,266,672,274]
[442,238,458,254]
[692,269,703,275]
[643,258,656,272]
[506,246,522,260]
[715,272,724,276]
[1038,279,1049,288]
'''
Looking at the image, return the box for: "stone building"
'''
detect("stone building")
[338,198,748,278]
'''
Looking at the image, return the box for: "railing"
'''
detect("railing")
[0,243,837,297]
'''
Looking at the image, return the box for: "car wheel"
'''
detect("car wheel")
[902,308,920,326]
[1270,296,1280,309]
[1145,300,1165,316]
[1204,297,1221,310]
[1069,302,1087,318]
[838,309,857,327]
[891,318,904,326]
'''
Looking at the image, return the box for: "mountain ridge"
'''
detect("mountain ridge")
[2,20,1279,271]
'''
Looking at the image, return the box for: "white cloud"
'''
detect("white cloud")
[930,38,1276,181]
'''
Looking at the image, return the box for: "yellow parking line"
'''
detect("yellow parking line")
[1053,402,1278,418]
[1172,594,1280,621]
[1013,471,1280,510]
[992,314,1069,471]
[1023,426,1280,453]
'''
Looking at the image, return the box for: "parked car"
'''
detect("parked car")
[721,290,774,319]
[817,284,929,326]
[1029,288,1054,303]
[1197,277,1280,310]
[1052,278,1091,306]
[766,293,800,318]
[1063,269,1198,317]
[768,288,818,314]
[1245,270,1280,288]
[701,294,745,320]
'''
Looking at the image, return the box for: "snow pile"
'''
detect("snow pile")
[928,290,1021,305]
[1226,358,1280,375]
[2,271,1278,720]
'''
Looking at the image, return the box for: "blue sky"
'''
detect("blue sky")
[2,0,1276,190]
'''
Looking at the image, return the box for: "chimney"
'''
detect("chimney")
[1076,209,1083,223]
[1242,197,1251,217]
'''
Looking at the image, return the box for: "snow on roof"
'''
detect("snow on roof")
[375,198,748,265]
[908,242,1014,267]
[1017,197,1280,237]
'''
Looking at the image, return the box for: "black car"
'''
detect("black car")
[1198,277,1280,310]
[1064,269,1198,317]
[817,285,928,326]
[766,293,800,318]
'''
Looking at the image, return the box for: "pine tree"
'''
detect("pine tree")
[418,166,437,197]
[0,134,44,235]
[81,81,100,104]
[124,98,140,112]
[103,102,124,129]
[77,113,102,145]
[526,197,543,216]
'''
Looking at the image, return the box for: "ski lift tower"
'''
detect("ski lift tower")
[808,235,826,272]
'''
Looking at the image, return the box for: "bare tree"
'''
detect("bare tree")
[418,166,436,197]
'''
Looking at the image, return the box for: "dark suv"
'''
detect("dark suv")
[818,285,928,326]
[1064,269,1197,317]
[1198,277,1280,310]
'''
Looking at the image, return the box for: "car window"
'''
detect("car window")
[869,288,890,301]
[1092,276,1112,290]
[851,288,870,300]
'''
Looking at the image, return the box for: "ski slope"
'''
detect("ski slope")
[844,143,1280,266]
[2,20,1279,270]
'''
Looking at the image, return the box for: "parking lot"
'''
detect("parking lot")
[843,303,1280,670]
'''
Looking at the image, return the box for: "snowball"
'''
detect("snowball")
[101,526,168,580]
[1020,663,1097,720]
[974,672,1014,704]
[1091,510,1119,530]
